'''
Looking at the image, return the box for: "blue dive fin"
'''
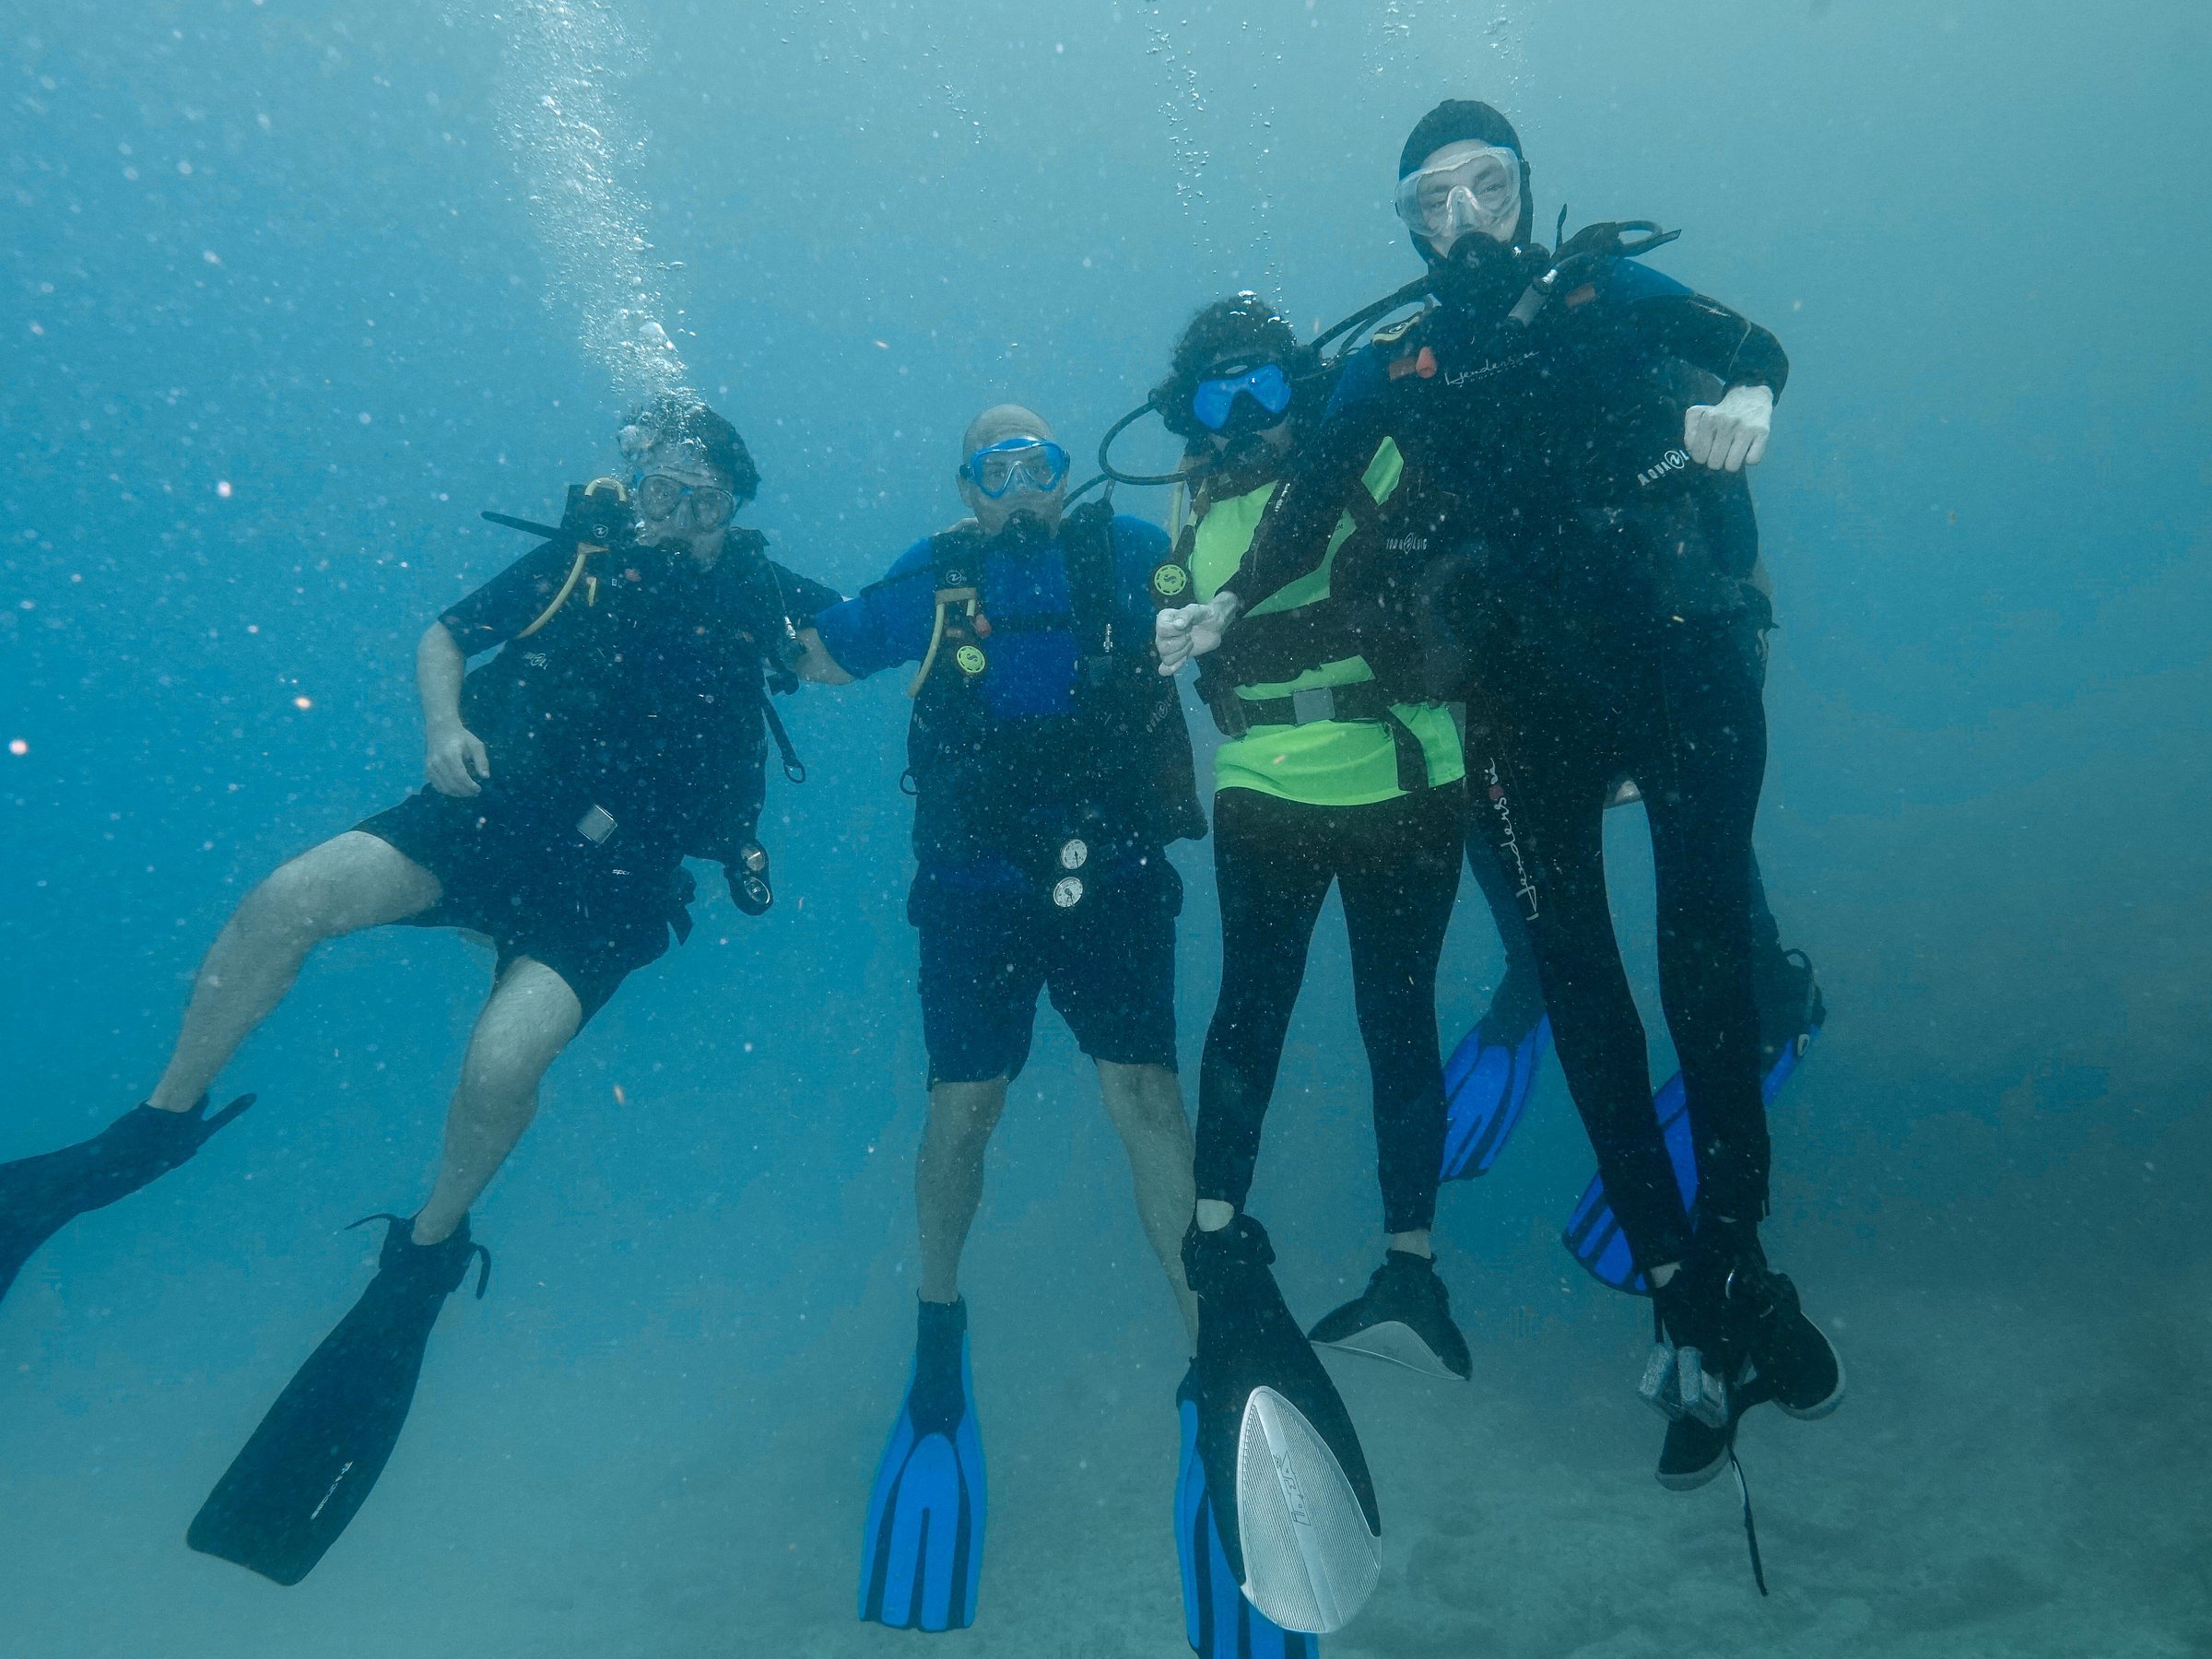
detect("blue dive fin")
[1175,1367,1317,1659]
[858,1299,985,1630]
[1561,1017,1823,1295]
[1440,1013,1551,1182]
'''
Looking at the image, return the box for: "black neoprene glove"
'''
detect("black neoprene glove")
[725,841,773,916]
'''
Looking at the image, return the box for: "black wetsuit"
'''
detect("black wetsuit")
[1230,252,1788,1271]
[360,528,837,1018]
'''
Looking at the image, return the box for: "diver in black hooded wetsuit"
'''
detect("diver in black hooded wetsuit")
[1183,100,1845,1493]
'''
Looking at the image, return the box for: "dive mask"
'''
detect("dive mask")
[634,472,737,531]
[1189,360,1294,435]
[1395,141,1523,250]
[961,437,1071,499]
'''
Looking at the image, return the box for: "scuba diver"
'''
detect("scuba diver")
[1170,100,1843,1511]
[1134,293,1461,1651]
[790,404,1206,1633]
[0,397,833,1585]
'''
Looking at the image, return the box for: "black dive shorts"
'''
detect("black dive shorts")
[909,852,1182,1086]
[356,788,688,1021]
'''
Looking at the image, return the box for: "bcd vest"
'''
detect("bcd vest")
[460,526,810,862]
[1189,441,1444,794]
[1385,276,1764,628]
[903,503,1206,875]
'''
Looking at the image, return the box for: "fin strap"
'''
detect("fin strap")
[1730,1440,1770,1596]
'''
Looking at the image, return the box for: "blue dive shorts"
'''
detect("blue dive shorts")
[909,851,1182,1085]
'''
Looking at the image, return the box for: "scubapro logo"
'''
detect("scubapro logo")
[1637,449,1690,488]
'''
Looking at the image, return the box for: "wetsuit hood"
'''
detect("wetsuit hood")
[1399,100,1535,252]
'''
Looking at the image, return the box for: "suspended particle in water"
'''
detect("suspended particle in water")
[7,739,27,757]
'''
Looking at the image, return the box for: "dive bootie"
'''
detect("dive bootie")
[1753,947,1826,1079]
[0,1094,254,1309]
[188,1213,488,1584]
[858,1296,985,1632]
[1184,1215,1381,1636]
[1174,1362,1317,1659]
[1641,1229,1843,1491]
[1563,947,1830,1295]
[1307,1250,1472,1381]
[1735,1259,1844,1420]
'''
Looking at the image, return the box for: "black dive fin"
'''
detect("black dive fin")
[1185,1215,1382,1635]
[188,1214,487,1585]
[0,1095,253,1309]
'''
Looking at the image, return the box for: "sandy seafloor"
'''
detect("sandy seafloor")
[2,657,2206,1659]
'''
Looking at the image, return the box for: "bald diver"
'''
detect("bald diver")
[792,404,1206,1632]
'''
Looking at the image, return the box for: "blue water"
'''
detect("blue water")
[4,3,2208,1654]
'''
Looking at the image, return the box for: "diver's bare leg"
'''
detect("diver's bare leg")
[1095,1059,1199,1343]
[147,831,441,1112]
[411,957,582,1246]
[914,1077,1010,1304]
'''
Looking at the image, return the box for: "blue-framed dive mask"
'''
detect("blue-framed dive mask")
[961,437,1071,499]
[1190,360,1294,435]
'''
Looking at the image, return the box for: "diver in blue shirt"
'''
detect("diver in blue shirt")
[794,403,1206,1632]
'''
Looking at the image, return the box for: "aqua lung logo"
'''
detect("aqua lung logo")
[1483,759,1540,920]
[1383,534,1430,557]
[1637,448,1690,488]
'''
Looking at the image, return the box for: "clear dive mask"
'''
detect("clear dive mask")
[634,472,737,531]
[1394,141,1523,248]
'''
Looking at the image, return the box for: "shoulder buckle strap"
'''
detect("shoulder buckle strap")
[1060,500,1120,661]
[760,693,806,784]
[910,526,993,699]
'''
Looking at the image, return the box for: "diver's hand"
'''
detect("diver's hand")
[726,841,773,916]
[425,723,491,796]
[1684,383,1773,472]
[1155,592,1241,676]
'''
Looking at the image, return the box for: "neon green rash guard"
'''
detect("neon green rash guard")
[1183,440,1463,806]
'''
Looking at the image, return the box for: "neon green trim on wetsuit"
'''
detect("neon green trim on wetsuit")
[1189,441,1462,806]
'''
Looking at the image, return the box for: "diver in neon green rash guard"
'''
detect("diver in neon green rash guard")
[1147,296,1463,1650]
[1154,295,1470,1381]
